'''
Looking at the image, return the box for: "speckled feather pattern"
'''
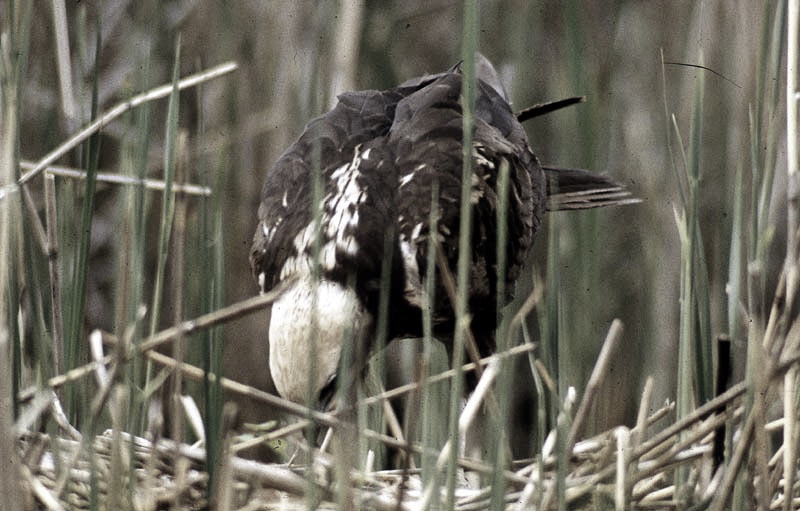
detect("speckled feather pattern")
[250,57,545,403]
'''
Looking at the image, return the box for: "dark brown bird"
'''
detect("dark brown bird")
[250,55,635,407]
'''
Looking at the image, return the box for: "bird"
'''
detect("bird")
[250,54,635,409]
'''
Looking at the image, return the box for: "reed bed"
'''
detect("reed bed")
[2,1,799,510]
[12,320,800,510]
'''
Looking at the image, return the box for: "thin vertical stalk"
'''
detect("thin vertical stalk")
[147,36,181,339]
[542,180,561,423]
[489,159,511,511]
[304,93,324,511]
[673,114,695,497]
[446,2,478,508]
[555,389,573,511]
[201,109,227,503]
[660,49,687,210]
[421,181,443,509]
[783,1,799,509]
[358,228,396,470]
[495,159,510,345]
[755,2,786,269]
[141,38,181,469]
[0,2,30,507]
[525,322,547,507]
[564,0,602,397]
[169,132,189,443]
[330,0,364,98]
[45,174,64,377]
[0,334,21,510]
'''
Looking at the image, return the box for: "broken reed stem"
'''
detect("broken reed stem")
[537,319,624,510]
[632,377,654,450]
[635,381,746,462]
[21,161,212,196]
[566,319,624,453]
[418,358,500,510]
[708,402,757,511]
[362,343,536,407]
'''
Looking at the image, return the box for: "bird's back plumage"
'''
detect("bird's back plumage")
[250,55,632,405]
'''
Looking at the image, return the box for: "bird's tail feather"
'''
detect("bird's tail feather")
[544,166,640,211]
[516,96,585,123]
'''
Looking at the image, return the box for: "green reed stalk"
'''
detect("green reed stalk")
[445,2,478,509]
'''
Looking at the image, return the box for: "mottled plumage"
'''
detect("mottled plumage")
[250,55,633,405]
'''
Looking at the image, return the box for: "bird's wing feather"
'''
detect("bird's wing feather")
[389,70,544,342]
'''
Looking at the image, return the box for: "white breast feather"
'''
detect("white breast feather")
[269,273,369,403]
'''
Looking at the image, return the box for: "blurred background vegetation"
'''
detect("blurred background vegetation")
[5,0,786,458]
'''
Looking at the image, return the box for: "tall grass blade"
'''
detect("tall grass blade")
[660,49,687,210]
[541,180,561,427]
[195,65,227,502]
[687,55,713,406]
[81,20,104,511]
[201,220,226,504]
[669,48,714,496]
[122,50,151,437]
[728,156,744,361]
[51,0,77,131]
[63,18,102,426]
[361,220,398,470]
